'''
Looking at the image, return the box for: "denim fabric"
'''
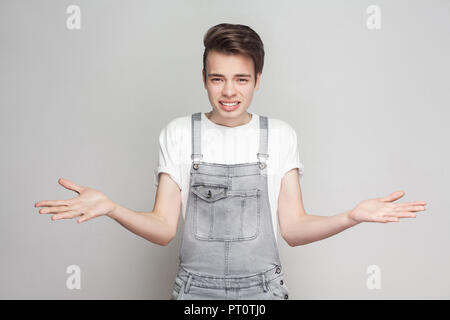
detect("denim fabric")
[171,112,289,300]
[171,265,290,300]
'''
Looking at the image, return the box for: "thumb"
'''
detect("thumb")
[380,190,405,202]
[58,178,83,194]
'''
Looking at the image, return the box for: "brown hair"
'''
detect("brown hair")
[202,23,265,85]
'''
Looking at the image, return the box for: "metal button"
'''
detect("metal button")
[206,190,211,198]
[280,280,284,285]
[275,267,281,274]
[284,294,289,300]
[193,163,199,170]
[259,163,266,169]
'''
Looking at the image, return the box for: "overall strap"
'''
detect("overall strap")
[190,112,269,169]
[257,115,269,168]
[191,112,203,165]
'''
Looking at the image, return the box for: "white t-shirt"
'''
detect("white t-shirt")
[153,112,304,243]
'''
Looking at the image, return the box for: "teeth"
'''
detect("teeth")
[221,102,239,106]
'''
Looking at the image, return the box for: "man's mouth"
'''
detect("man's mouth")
[219,100,241,111]
[220,101,240,107]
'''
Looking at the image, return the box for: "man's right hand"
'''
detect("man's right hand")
[35,178,117,224]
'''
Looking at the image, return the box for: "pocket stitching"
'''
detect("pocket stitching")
[193,189,261,242]
[191,185,227,202]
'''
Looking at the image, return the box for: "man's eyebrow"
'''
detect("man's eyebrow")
[207,73,252,78]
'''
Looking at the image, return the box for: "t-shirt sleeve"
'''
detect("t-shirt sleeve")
[153,123,182,190]
[280,126,305,181]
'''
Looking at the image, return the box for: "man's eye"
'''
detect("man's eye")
[211,78,221,82]
[239,79,249,83]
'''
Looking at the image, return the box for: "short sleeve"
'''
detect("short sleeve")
[153,123,182,190]
[280,126,304,181]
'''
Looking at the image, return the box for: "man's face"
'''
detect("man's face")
[202,50,261,121]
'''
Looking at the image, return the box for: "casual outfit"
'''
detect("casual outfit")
[154,112,304,300]
[154,112,304,240]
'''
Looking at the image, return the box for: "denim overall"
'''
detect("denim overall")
[171,112,290,300]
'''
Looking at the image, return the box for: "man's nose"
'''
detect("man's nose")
[222,80,237,96]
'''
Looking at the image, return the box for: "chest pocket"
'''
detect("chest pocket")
[191,184,261,242]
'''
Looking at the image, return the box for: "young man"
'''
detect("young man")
[35,23,427,300]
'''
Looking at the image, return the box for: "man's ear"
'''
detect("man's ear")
[254,72,262,91]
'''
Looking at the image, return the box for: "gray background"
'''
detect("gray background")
[1,0,448,299]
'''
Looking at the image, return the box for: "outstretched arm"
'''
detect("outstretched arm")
[278,169,427,247]
[35,174,181,246]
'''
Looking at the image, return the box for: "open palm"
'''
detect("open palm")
[35,178,116,223]
[348,190,427,223]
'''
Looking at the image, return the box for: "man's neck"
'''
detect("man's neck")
[206,111,252,128]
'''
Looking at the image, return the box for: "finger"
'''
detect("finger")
[39,206,72,214]
[394,205,426,213]
[379,190,405,202]
[388,212,417,219]
[58,178,84,194]
[378,216,399,223]
[35,199,72,207]
[52,211,83,221]
[394,201,427,207]
[77,213,92,224]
